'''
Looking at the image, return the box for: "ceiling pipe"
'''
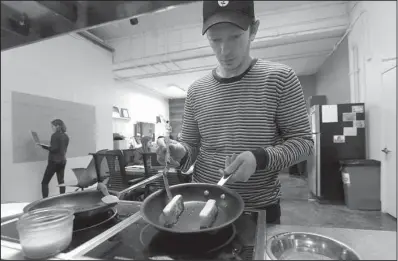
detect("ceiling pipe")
[113,48,330,79]
[114,51,330,80]
[76,31,114,53]
[113,26,345,69]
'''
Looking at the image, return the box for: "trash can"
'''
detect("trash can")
[340,159,381,210]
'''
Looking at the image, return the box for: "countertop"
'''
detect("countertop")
[266,224,396,260]
[2,203,396,260]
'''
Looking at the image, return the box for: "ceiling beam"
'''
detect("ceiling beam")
[35,1,78,24]
[1,1,196,51]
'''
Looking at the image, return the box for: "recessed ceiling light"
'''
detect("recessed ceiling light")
[167,85,186,95]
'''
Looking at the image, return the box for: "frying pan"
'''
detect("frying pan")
[140,182,245,234]
[23,190,117,219]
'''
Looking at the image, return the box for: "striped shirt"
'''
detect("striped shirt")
[179,59,314,208]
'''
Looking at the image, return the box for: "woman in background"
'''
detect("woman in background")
[39,119,69,198]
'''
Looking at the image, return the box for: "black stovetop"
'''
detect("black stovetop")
[1,202,266,260]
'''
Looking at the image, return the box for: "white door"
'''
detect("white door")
[380,59,396,218]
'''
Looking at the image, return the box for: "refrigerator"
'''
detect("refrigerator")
[308,103,366,202]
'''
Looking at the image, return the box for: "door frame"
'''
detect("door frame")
[380,57,396,217]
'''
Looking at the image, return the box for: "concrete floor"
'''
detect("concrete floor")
[279,173,397,231]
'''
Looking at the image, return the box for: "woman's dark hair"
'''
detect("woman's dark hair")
[51,119,67,133]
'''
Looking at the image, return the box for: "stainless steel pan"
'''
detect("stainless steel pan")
[23,190,117,219]
[140,173,245,234]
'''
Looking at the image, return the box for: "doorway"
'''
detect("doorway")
[380,58,396,218]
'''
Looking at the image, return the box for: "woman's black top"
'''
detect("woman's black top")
[42,131,69,163]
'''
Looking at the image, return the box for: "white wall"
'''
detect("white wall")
[347,1,396,160]
[315,37,351,104]
[112,83,169,139]
[1,34,171,203]
[299,75,317,109]
[1,34,115,203]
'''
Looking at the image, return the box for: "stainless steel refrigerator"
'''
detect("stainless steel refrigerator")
[308,103,366,202]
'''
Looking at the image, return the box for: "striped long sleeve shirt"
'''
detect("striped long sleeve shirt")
[179,59,314,208]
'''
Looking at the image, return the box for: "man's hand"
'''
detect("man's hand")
[156,138,187,167]
[219,151,257,182]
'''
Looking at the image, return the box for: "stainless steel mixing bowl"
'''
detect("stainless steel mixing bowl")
[266,232,361,260]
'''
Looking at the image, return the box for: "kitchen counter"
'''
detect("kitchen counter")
[266,224,397,260]
[2,202,396,260]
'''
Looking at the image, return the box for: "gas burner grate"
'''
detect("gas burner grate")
[239,245,254,260]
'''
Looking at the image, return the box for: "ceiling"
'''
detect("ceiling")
[2,1,350,99]
[0,1,195,51]
[84,1,349,98]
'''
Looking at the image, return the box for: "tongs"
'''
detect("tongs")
[161,133,185,227]
[217,153,238,186]
[217,169,234,186]
[162,135,173,200]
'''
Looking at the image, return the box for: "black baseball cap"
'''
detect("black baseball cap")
[202,1,255,35]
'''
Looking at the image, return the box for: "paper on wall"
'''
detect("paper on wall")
[321,105,338,123]
[333,135,345,143]
[342,112,356,122]
[352,105,364,113]
[353,120,365,128]
[343,127,357,136]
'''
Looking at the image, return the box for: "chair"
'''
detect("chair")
[93,149,147,201]
[57,152,104,191]
[122,149,136,166]
[89,149,109,182]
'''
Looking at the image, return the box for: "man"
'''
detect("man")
[157,0,313,224]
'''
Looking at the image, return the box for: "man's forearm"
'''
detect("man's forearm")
[251,134,314,171]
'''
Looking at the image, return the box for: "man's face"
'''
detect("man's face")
[206,22,258,71]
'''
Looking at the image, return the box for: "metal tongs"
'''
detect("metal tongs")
[162,132,173,200]
[217,153,237,186]
[217,169,233,186]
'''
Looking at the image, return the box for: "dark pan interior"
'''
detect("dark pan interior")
[141,183,244,234]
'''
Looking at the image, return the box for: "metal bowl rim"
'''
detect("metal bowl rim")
[265,231,362,260]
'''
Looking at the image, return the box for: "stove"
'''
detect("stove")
[1,201,266,260]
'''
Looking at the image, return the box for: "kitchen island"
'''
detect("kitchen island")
[2,202,396,260]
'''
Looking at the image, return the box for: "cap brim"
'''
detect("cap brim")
[202,11,252,35]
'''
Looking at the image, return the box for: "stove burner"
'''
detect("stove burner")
[73,208,118,232]
[140,224,236,258]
